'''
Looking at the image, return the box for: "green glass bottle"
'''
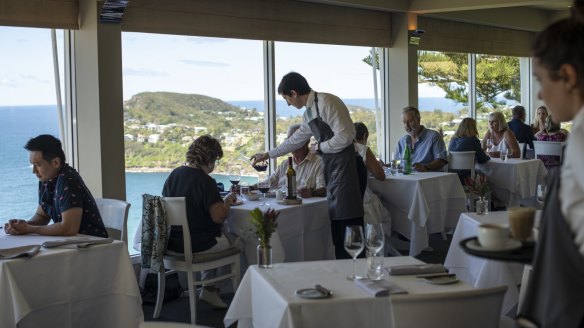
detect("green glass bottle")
[403,144,412,175]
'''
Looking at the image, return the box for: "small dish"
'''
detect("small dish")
[230,200,244,206]
[466,239,522,252]
[422,276,459,285]
[295,288,332,299]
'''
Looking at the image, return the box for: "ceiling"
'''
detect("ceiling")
[302,0,571,31]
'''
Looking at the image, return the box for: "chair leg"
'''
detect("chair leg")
[231,259,241,291]
[153,270,166,318]
[187,271,196,325]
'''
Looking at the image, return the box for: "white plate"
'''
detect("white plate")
[295,288,331,299]
[422,276,460,285]
[230,200,244,206]
[466,239,522,252]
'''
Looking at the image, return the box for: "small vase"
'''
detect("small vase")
[476,196,488,215]
[257,244,272,268]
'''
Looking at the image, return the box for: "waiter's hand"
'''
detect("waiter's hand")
[310,143,320,155]
[250,152,269,165]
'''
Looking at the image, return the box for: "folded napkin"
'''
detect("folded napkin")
[0,245,41,259]
[355,279,408,297]
[385,264,446,276]
[42,237,114,248]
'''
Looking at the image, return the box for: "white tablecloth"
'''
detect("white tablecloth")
[368,172,467,256]
[224,257,474,328]
[227,197,334,266]
[476,158,547,207]
[0,233,143,328]
[443,211,523,315]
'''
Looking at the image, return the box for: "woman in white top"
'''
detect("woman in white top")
[481,111,521,158]
[353,122,390,229]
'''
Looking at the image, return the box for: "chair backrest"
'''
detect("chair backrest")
[533,141,565,163]
[448,151,476,178]
[518,142,525,159]
[163,197,192,262]
[390,285,507,328]
[95,198,130,243]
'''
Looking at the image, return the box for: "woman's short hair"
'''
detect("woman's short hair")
[488,112,508,132]
[545,115,561,132]
[186,135,223,167]
[354,122,369,142]
[453,118,479,138]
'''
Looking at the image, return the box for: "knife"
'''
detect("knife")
[315,284,333,296]
[415,273,456,279]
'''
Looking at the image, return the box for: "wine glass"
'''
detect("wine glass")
[344,225,365,280]
[257,172,270,206]
[252,159,269,172]
[390,151,401,175]
[365,223,385,254]
[228,165,242,200]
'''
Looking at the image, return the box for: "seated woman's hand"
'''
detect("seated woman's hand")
[223,192,238,205]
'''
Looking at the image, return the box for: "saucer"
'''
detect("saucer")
[295,288,332,299]
[466,239,522,252]
[422,276,459,285]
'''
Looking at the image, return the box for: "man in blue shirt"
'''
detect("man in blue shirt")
[507,105,535,152]
[394,106,448,172]
[4,135,108,237]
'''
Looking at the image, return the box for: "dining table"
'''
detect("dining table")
[227,196,334,267]
[443,211,525,315]
[368,171,467,256]
[0,232,143,328]
[475,158,547,208]
[224,256,475,328]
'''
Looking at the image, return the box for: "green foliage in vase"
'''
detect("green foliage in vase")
[249,208,279,248]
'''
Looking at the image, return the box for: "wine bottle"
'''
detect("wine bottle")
[403,143,412,175]
[286,157,297,199]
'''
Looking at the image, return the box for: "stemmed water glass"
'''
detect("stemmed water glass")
[390,151,401,175]
[257,172,270,206]
[344,225,365,280]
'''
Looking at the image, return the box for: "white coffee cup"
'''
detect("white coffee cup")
[477,224,509,250]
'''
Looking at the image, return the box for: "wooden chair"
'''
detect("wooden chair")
[95,198,131,243]
[390,285,508,328]
[153,197,241,325]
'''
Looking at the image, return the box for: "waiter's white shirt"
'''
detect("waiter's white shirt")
[560,105,584,257]
[268,90,355,158]
[264,152,325,190]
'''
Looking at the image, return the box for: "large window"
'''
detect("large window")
[274,43,382,158]
[122,33,264,253]
[418,51,522,147]
[0,27,64,226]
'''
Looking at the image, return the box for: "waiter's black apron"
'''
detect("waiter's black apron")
[519,170,584,327]
[309,92,364,220]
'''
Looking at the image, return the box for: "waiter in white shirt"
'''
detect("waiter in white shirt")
[251,72,365,259]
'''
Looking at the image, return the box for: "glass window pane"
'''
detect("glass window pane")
[122,33,263,254]
[0,27,63,226]
[417,51,469,149]
[274,42,382,159]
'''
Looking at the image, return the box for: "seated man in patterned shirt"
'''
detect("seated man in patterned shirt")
[4,134,108,237]
[257,124,326,198]
[394,106,448,172]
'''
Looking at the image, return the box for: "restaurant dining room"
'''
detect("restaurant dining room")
[2,0,583,327]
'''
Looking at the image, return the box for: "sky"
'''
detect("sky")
[0,26,445,107]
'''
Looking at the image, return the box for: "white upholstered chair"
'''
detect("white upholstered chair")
[95,198,131,243]
[390,285,508,328]
[154,197,241,325]
[448,151,476,179]
[140,322,211,328]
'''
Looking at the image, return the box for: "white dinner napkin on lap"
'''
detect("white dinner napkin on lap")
[355,279,408,297]
[385,263,446,276]
[0,245,41,259]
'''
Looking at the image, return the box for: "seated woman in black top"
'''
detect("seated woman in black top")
[448,118,490,182]
[162,135,237,308]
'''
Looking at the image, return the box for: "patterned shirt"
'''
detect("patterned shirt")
[39,164,108,237]
[394,126,448,166]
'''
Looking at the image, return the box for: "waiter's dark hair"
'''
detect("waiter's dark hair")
[24,134,66,166]
[278,72,311,96]
[354,122,369,142]
[532,0,584,96]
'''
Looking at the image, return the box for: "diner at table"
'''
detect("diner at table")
[482,111,521,160]
[507,105,535,150]
[393,106,448,172]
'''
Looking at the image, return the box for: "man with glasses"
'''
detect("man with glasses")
[394,106,448,172]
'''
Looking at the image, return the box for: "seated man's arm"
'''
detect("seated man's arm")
[28,205,52,225]
[413,133,448,172]
[414,158,448,172]
[11,207,82,236]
